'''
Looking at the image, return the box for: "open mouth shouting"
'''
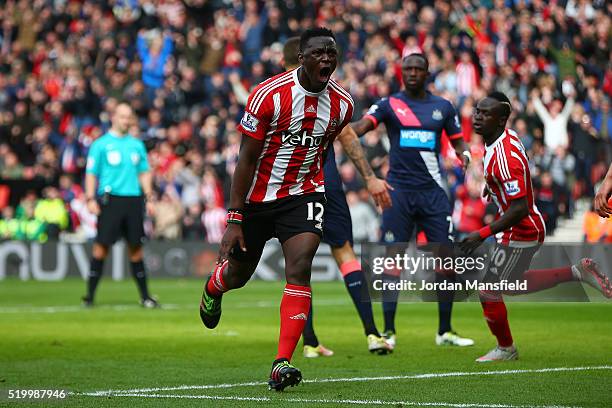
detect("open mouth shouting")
[318,66,332,83]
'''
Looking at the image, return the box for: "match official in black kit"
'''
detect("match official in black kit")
[82,103,159,308]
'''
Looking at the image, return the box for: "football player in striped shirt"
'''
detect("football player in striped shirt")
[274,37,393,358]
[461,92,612,362]
[198,28,354,391]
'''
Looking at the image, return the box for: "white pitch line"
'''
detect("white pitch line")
[105,365,612,394]
[0,299,348,314]
[74,392,580,408]
[0,304,180,313]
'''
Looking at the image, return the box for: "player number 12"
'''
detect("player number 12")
[306,202,324,223]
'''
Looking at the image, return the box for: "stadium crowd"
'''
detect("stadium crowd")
[0,0,609,243]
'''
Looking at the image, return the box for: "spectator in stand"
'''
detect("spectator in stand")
[58,126,85,180]
[153,187,184,240]
[0,0,608,243]
[70,194,97,241]
[547,147,576,218]
[16,191,38,221]
[535,172,560,235]
[513,118,534,152]
[592,97,610,145]
[201,200,225,244]
[456,51,478,97]
[570,107,600,197]
[1,150,24,179]
[0,206,19,240]
[12,197,47,242]
[532,88,575,151]
[59,174,83,203]
[137,29,174,101]
[34,187,69,240]
[240,1,268,67]
[174,157,202,208]
[346,191,379,243]
[200,167,224,208]
[182,202,206,241]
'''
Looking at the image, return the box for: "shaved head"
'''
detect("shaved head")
[403,53,429,70]
[111,102,134,136]
[487,92,512,119]
[473,93,512,144]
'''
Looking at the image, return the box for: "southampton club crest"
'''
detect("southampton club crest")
[328,117,338,133]
[432,109,443,121]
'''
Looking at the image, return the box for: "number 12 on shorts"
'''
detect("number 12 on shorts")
[307,202,324,224]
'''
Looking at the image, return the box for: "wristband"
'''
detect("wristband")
[462,150,472,164]
[226,210,244,225]
[478,225,492,239]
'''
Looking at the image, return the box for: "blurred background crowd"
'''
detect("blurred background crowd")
[0,0,610,244]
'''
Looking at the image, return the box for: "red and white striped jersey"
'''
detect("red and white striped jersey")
[483,128,546,245]
[236,68,354,203]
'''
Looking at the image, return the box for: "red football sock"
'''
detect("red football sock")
[522,266,573,292]
[206,260,228,298]
[276,284,311,361]
[481,301,513,348]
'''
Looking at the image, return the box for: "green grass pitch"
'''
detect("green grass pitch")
[1,278,611,407]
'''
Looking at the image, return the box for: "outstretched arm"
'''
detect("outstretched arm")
[350,117,376,137]
[337,125,376,181]
[137,31,149,61]
[532,95,551,123]
[337,121,392,209]
[561,97,575,120]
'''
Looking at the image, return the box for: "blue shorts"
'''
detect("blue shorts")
[321,145,353,247]
[380,186,452,244]
[322,188,353,247]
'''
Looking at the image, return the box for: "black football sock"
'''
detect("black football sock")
[343,270,379,336]
[436,272,454,335]
[437,300,453,335]
[302,303,319,347]
[382,273,400,333]
[86,257,104,300]
[130,260,150,300]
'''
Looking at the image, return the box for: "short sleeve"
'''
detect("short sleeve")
[363,98,389,128]
[137,140,150,173]
[339,97,354,130]
[496,151,528,201]
[444,101,462,140]
[86,140,101,176]
[236,86,273,140]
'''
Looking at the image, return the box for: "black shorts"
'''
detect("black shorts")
[231,193,325,262]
[483,243,540,283]
[96,195,145,246]
[322,188,353,248]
